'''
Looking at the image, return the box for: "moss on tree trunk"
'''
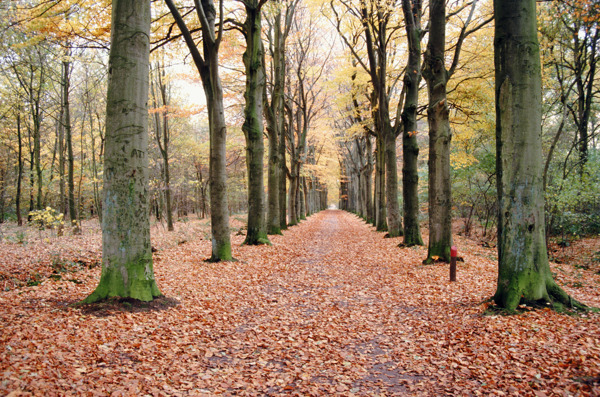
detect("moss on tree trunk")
[493,0,587,312]
[83,0,161,303]
[242,1,270,246]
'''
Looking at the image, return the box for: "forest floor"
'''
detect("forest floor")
[1,210,599,396]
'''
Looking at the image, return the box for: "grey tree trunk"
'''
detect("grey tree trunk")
[493,0,585,311]
[242,0,270,245]
[400,0,424,247]
[164,0,233,261]
[83,0,161,303]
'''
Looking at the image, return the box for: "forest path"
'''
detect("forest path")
[2,210,599,395]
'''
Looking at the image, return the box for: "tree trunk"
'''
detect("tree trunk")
[164,0,232,261]
[83,0,161,303]
[63,58,79,234]
[150,62,174,231]
[423,0,452,263]
[374,135,387,231]
[16,112,23,226]
[401,0,424,247]
[493,0,585,311]
[89,112,102,223]
[384,129,402,237]
[265,7,285,235]
[364,134,373,224]
[279,124,288,229]
[58,81,67,216]
[33,95,42,211]
[242,1,270,245]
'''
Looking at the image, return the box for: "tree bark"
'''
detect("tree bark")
[423,0,452,263]
[150,62,174,231]
[16,112,23,226]
[400,0,424,247]
[83,0,161,303]
[63,58,79,233]
[164,0,233,261]
[493,0,585,311]
[374,135,387,231]
[242,0,270,245]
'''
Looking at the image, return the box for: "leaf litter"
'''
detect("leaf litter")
[1,210,599,396]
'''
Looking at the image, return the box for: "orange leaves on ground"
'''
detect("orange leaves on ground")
[1,211,599,395]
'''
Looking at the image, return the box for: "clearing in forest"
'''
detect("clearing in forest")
[1,210,599,395]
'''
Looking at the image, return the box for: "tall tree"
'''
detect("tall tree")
[422,0,488,263]
[400,0,424,246]
[61,52,79,233]
[240,0,270,245]
[83,0,161,303]
[164,0,233,261]
[493,0,585,311]
[264,0,298,234]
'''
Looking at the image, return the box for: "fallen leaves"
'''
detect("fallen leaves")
[0,210,599,395]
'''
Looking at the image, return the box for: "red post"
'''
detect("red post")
[450,246,457,282]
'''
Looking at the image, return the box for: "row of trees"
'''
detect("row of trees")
[331,0,597,310]
[1,0,335,301]
[334,0,599,250]
[0,0,334,235]
[0,0,596,310]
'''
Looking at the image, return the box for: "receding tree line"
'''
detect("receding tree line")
[0,0,597,312]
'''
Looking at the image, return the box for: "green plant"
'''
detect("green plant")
[26,273,42,286]
[13,231,27,244]
[28,207,65,233]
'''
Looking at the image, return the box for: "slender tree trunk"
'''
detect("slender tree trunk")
[279,125,288,229]
[289,169,298,226]
[401,0,424,247]
[89,112,102,223]
[242,0,270,245]
[58,84,67,216]
[365,134,373,223]
[83,0,161,303]
[493,0,585,311]
[63,58,79,233]
[423,0,452,263]
[150,63,174,231]
[16,112,23,226]
[33,100,42,211]
[374,136,387,231]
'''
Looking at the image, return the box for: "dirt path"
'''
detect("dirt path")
[1,210,599,396]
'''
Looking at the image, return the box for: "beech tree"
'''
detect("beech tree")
[493,0,585,311]
[400,0,423,247]
[240,0,270,245]
[423,0,490,263]
[264,0,298,234]
[164,0,233,261]
[83,0,161,303]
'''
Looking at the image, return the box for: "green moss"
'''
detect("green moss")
[81,253,161,304]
